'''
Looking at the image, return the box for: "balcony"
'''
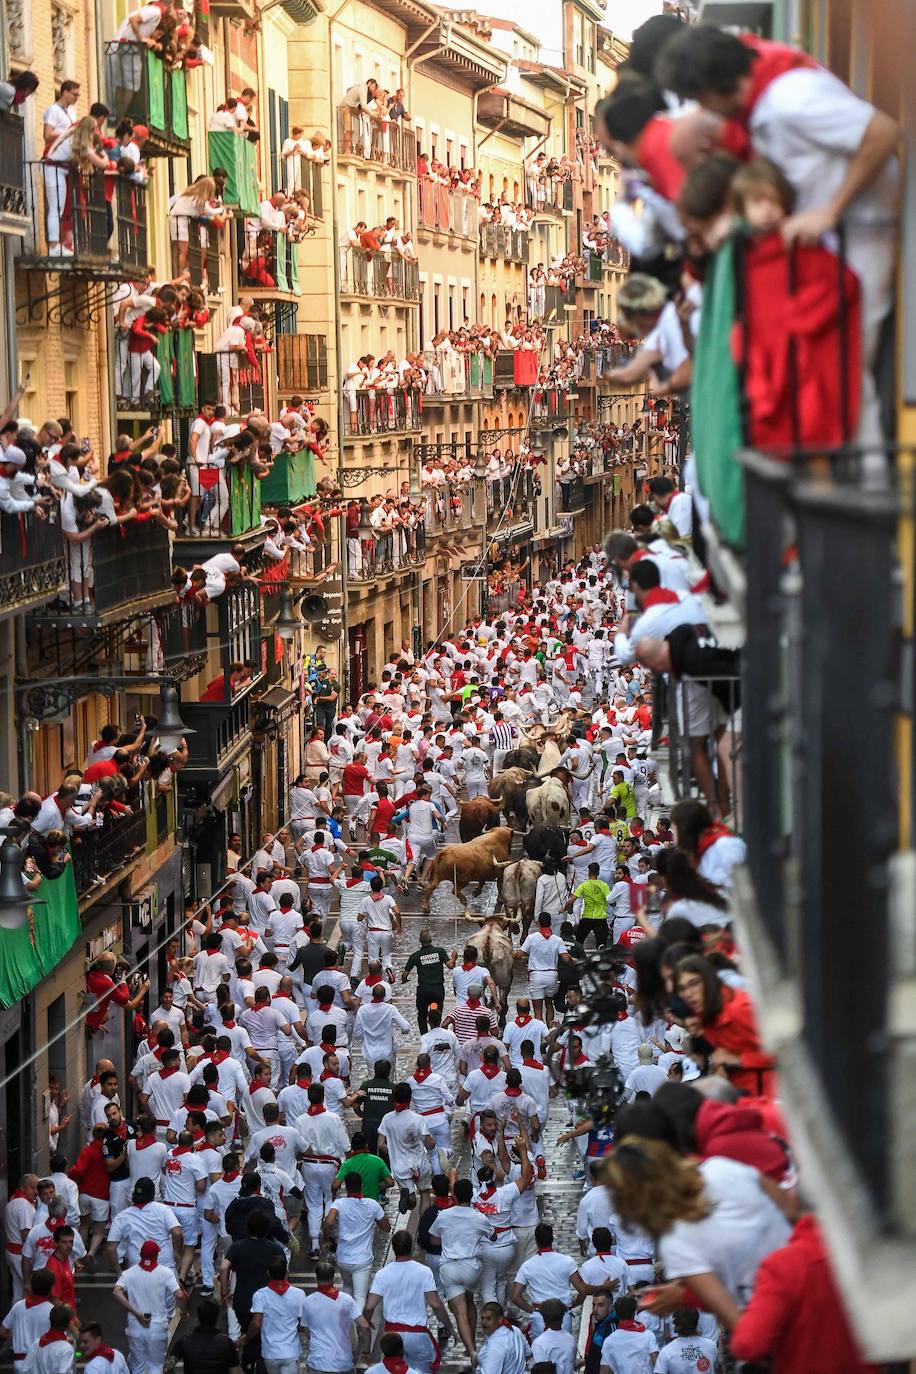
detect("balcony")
[104,43,190,156]
[423,350,493,403]
[0,509,66,616]
[198,350,266,416]
[287,156,324,220]
[71,808,148,900]
[47,520,173,625]
[343,388,422,440]
[18,165,150,277]
[260,449,318,505]
[478,222,528,265]
[0,112,27,231]
[527,177,574,217]
[487,470,536,533]
[236,222,300,300]
[158,599,208,668]
[531,388,572,431]
[179,585,264,778]
[340,246,420,302]
[423,483,480,538]
[350,515,426,582]
[169,215,221,294]
[603,237,629,270]
[417,180,476,240]
[336,107,416,175]
[277,333,328,395]
[208,132,259,215]
[154,328,197,413]
[582,250,604,286]
[493,349,539,389]
[558,477,586,512]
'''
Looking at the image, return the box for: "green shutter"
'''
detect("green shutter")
[691,236,746,548]
[156,330,175,407]
[175,328,196,408]
[147,51,166,130]
[0,867,80,1009]
[171,70,189,141]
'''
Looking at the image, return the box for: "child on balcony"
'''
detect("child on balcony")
[680,154,862,451]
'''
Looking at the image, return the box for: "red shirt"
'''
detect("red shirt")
[83,759,120,783]
[199,674,227,703]
[370,797,397,832]
[45,1253,77,1311]
[342,763,372,797]
[68,1138,110,1200]
[85,970,130,1032]
[704,985,776,1098]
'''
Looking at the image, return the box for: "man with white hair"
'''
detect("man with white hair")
[622,1042,667,1101]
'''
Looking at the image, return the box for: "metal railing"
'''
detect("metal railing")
[60,520,171,614]
[339,246,420,300]
[180,692,256,772]
[0,508,66,608]
[158,598,209,663]
[531,388,571,427]
[423,484,478,536]
[169,215,221,292]
[558,477,586,512]
[479,222,529,264]
[493,349,539,389]
[526,176,573,215]
[0,112,26,219]
[343,387,422,437]
[72,807,148,896]
[664,673,743,836]
[349,513,426,580]
[417,179,476,236]
[422,350,493,401]
[19,162,149,273]
[104,42,189,147]
[336,106,416,173]
[284,155,324,219]
[199,349,266,414]
[237,222,300,294]
[277,333,328,393]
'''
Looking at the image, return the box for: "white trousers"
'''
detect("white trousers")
[301,1161,336,1245]
[339,1260,373,1310]
[308,883,334,919]
[368,928,394,971]
[127,1329,169,1374]
[478,1239,515,1306]
[464,775,489,799]
[43,163,68,245]
[129,350,161,403]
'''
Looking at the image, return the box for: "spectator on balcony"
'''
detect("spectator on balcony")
[41,81,80,256]
[0,446,50,516]
[235,87,259,139]
[43,115,111,258]
[199,661,255,702]
[126,306,167,408]
[341,78,379,160]
[33,783,103,838]
[168,176,220,272]
[198,545,253,601]
[0,70,39,114]
[208,98,242,133]
[367,89,392,161]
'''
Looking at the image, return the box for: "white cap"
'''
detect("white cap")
[2,446,27,467]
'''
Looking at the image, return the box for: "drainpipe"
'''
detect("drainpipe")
[15,618,30,793]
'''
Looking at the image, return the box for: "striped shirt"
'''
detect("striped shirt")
[446,1001,499,1042]
[489,723,515,751]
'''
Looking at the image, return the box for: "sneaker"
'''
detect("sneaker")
[398,1187,416,1213]
[572,1168,585,1181]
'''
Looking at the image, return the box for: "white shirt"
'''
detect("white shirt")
[107,1203,181,1270]
[696,835,747,891]
[2,1296,53,1358]
[23,1340,76,1374]
[579,1251,630,1296]
[477,1322,529,1374]
[600,1324,659,1374]
[515,1249,578,1306]
[452,964,490,1002]
[161,1148,209,1207]
[428,1203,491,1261]
[531,1328,577,1374]
[294,1107,350,1164]
[655,1334,719,1374]
[127,1138,168,1191]
[245,1124,307,1177]
[251,1282,309,1360]
[145,1069,191,1125]
[420,1027,460,1087]
[300,1288,360,1372]
[354,1002,410,1064]
[377,1107,431,1180]
[369,1258,437,1326]
[659,1156,791,1303]
[115,1262,180,1334]
[520,929,565,972]
[623,1064,668,1100]
[331,1195,385,1266]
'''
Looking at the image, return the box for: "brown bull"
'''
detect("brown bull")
[423,827,514,914]
[458,797,502,843]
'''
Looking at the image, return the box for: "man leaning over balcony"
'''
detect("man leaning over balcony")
[341,78,378,160]
[657,24,900,453]
[33,783,103,839]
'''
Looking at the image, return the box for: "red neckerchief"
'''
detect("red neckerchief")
[346,876,363,888]
[171,1146,191,1157]
[319,1070,338,1082]
[211,1050,230,1065]
[696,821,735,859]
[413,1068,432,1083]
[39,1332,70,1346]
[25,1294,49,1309]
[393,1101,411,1112]
[382,1359,408,1374]
[268,1279,290,1295]
[522,1057,544,1070]
[296,1076,312,1088]
[504,1086,522,1097]
[223,1170,240,1182]
[537,1247,553,1254]
[515,1015,532,1027]
[44,1217,60,1233]
[573,1051,589,1065]
[139,1255,157,1271]
[461,962,477,972]
[538,925,553,937]
[479,1063,501,1079]
[434,1196,455,1209]
[158,1067,179,1079]
[465,999,481,1010]
[640,587,681,609]
[316,1284,339,1299]
[618,1320,646,1332]
[205,947,223,956]
[222,1020,236,1029]
[317,1000,334,1012]
[365,974,382,986]
[306,1104,326,1116]
[737,35,819,126]
[89,1347,116,1362]
[8,1189,29,1202]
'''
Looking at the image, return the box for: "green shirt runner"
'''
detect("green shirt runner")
[335,1150,391,1200]
[575,877,612,922]
[404,944,450,988]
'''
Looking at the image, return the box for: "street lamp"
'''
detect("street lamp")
[156,684,194,755]
[275,588,300,643]
[0,828,46,931]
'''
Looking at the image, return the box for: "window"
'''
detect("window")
[63,359,80,432]
[433,283,441,334]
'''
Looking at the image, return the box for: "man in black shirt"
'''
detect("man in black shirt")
[346,1058,396,1156]
[225,1172,287,1245]
[401,929,453,1034]
[220,1210,284,1372]
[287,920,330,986]
[172,1298,240,1374]
[101,1101,138,1216]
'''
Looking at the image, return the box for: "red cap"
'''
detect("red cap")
[132,124,150,141]
[139,1241,160,1269]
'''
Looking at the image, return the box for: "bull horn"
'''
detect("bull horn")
[491,859,513,869]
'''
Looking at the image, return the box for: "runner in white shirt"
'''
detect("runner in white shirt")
[476,1303,529,1374]
[428,1179,495,1358]
[239,989,293,1089]
[353,987,411,1075]
[502,1003,549,1066]
[377,1084,435,1210]
[655,1307,719,1374]
[598,1294,659,1373]
[161,1135,210,1274]
[323,1175,389,1309]
[365,1234,453,1374]
[246,1256,308,1367]
[142,1056,191,1138]
[302,835,343,920]
[112,1242,182,1374]
[1,1272,54,1362]
[301,1260,368,1373]
[294,1085,350,1257]
[419,1012,460,1094]
[106,1181,181,1272]
[518,921,571,1023]
[510,1222,585,1338]
[357,880,401,976]
[244,1111,307,1178]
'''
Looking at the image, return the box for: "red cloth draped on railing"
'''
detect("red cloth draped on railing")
[514,352,538,386]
